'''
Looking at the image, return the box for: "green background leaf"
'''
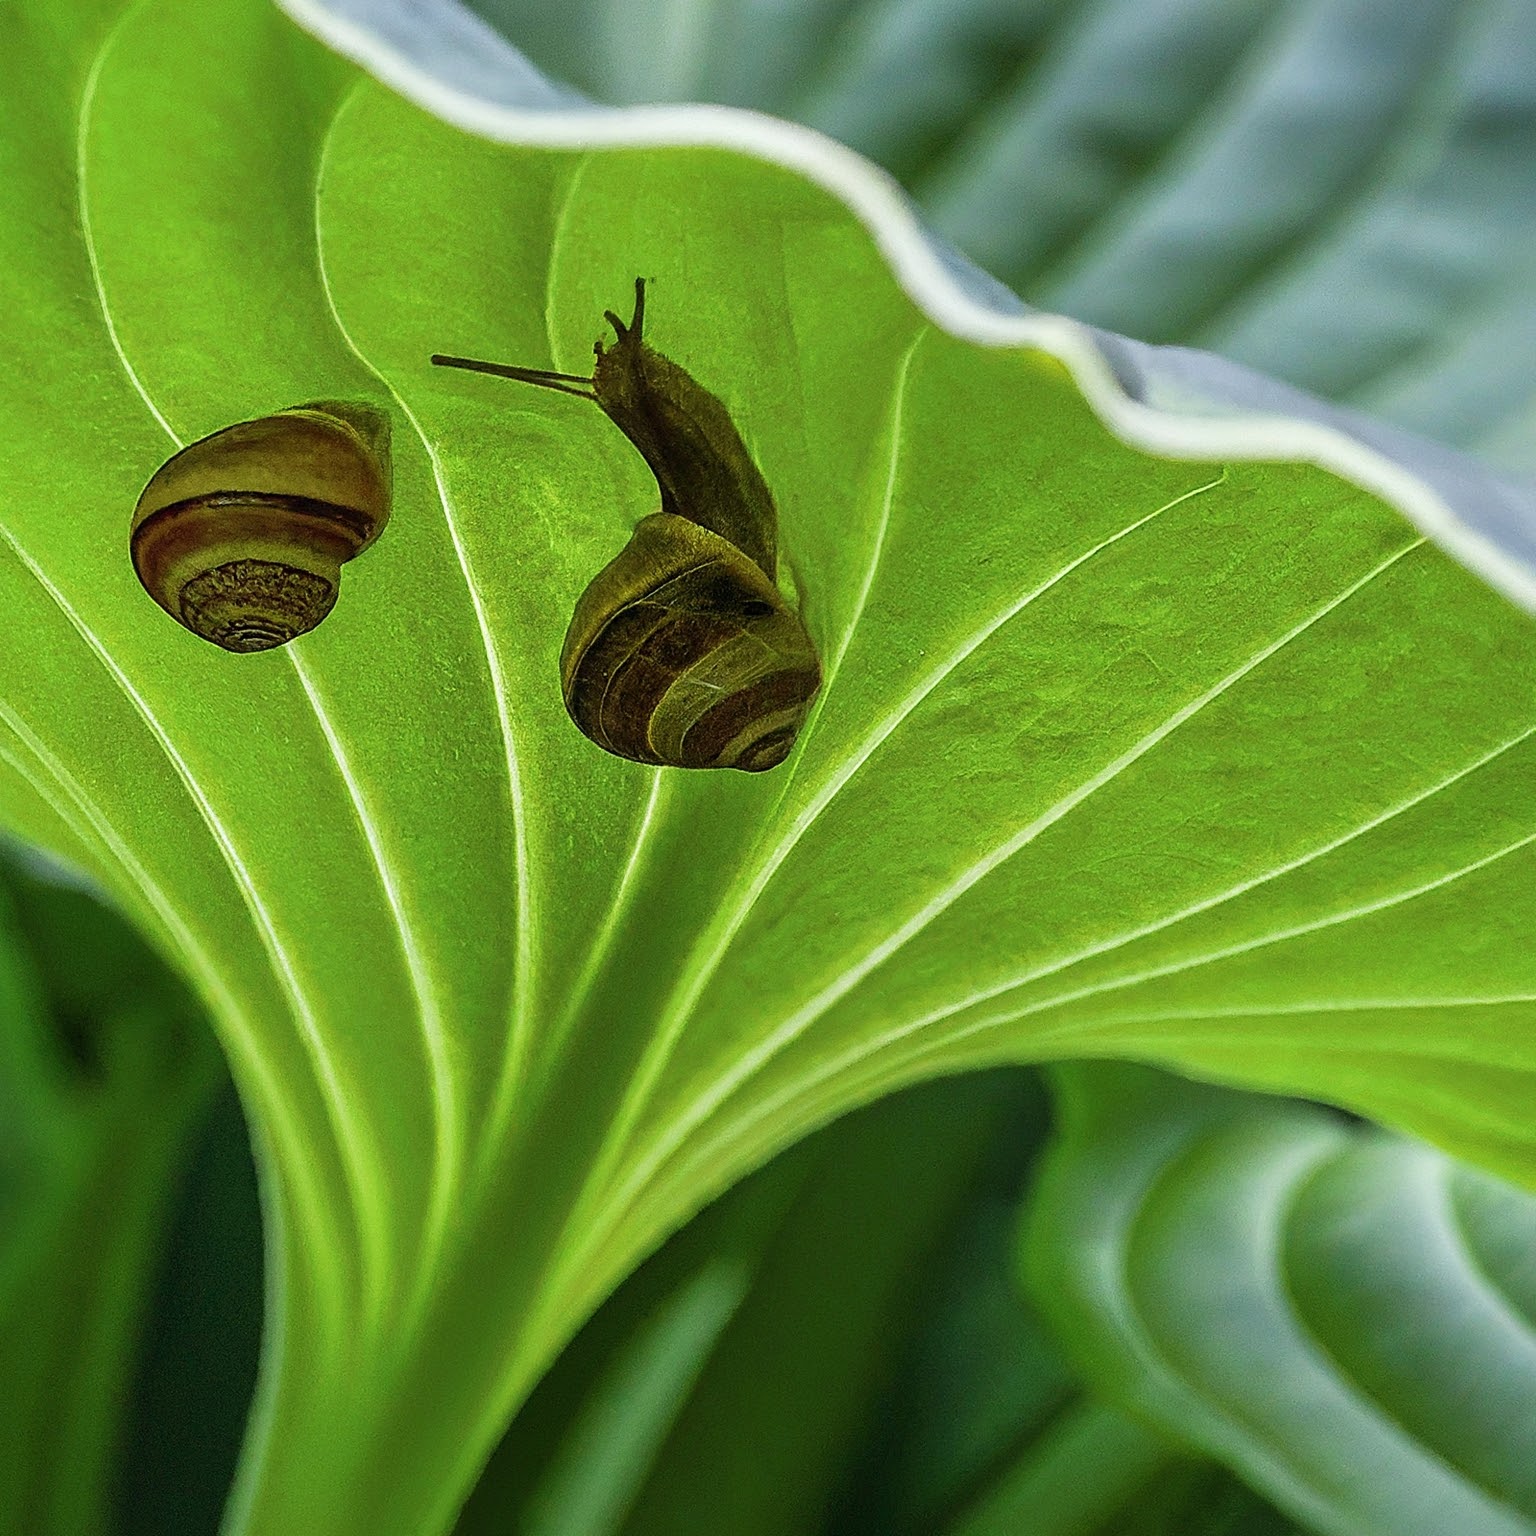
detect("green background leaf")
[116,1077,265,1536]
[464,1066,1306,1536]
[1027,1063,1536,1536]
[0,848,216,1536]
[5,1,1536,1530]
[460,1071,1026,1536]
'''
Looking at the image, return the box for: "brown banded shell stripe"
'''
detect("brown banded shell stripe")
[645,622,799,764]
[714,706,804,772]
[564,602,674,753]
[597,603,742,763]
[130,496,367,617]
[132,490,380,546]
[680,664,821,768]
[560,544,734,713]
[564,601,669,704]
[128,406,392,653]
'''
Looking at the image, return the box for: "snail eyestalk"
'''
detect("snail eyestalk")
[602,275,647,342]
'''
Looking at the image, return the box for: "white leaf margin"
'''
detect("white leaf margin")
[280,0,1536,616]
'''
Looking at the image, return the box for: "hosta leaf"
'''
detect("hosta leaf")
[1026,1063,1536,1536]
[826,1072,1070,1532]
[5,0,1536,1531]
[455,1101,821,1532]
[934,1398,1303,1536]
[466,0,1536,474]
[606,1073,1018,1536]
[486,1068,1303,1536]
[818,1070,1302,1536]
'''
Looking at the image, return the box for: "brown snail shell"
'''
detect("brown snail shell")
[130,401,391,653]
[432,279,820,772]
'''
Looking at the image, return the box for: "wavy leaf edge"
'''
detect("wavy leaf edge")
[282,0,1536,618]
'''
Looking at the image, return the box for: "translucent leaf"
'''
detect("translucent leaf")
[4,1,1536,1529]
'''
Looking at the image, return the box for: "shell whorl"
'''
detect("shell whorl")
[130,402,390,652]
[561,515,820,772]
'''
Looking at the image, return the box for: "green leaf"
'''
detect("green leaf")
[6,2,1536,1531]
[0,850,217,1536]
[461,1071,1030,1536]
[117,1079,265,1536]
[825,1072,1072,1533]
[1025,1063,1536,1536]
[476,1066,1299,1536]
[958,1433,1310,1536]
[815,1071,1302,1536]
[455,1103,821,1532]
[467,0,1536,473]
[612,1072,1021,1536]
[512,1263,747,1536]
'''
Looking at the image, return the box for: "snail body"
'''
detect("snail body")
[433,279,820,772]
[131,401,390,653]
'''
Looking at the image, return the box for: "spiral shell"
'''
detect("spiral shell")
[433,279,820,771]
[130,401,390,653]
[561,512,821,771]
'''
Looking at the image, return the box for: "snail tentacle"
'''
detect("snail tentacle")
[430,355,597,399]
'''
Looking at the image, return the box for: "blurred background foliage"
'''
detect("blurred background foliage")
[0,846,247,1535]
[5,0,1536,1530]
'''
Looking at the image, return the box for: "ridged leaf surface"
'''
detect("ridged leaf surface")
[2,2,1535,1530]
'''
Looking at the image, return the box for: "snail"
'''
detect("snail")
[131,401,391,653]
[432,278,821,772]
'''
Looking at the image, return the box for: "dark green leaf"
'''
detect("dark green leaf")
[1025,1063,1536,1536]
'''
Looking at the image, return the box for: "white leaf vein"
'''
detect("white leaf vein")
[582,534,1422,1247]
[313,83,518,1326]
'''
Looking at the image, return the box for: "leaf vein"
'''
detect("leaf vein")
[313,86,529,1317]
[76,0,179,441]
[533,767,672,1097]
[817,715,1536,1056]
[80,9,385,1281]
[730,813,1536,1165]
[0,698,352,1351]
[580,534,1420,1250]
[0,515,391,1316]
